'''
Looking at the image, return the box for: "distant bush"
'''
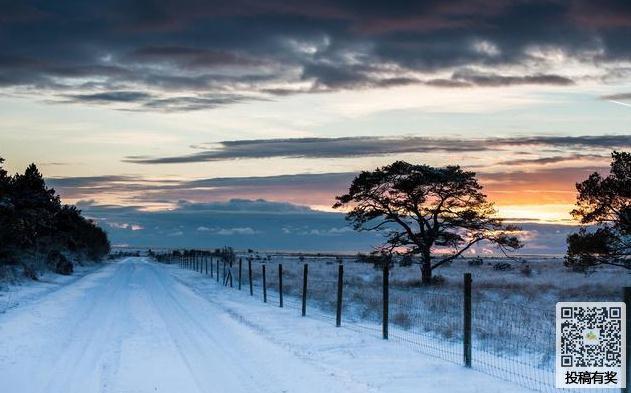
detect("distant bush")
[519,264,532,277]
[429,274,446,286]
[218,246,236,264]
[355,252,393,270]
[468,257,484,266]
[392,312,412,329]
[493,262,513,271]
[399,254,414,267]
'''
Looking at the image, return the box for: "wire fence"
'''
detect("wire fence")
[153,250,620,393]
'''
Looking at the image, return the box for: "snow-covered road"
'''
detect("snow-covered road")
[0,258,529,393]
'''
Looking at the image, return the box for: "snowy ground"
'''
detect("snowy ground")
[0,263,105,314]
[0,257,531,393]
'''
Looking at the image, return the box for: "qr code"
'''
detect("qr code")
[556,302,626,389]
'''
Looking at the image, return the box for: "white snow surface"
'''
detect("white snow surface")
[0,257,531,393]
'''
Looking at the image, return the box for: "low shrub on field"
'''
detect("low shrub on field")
[493,262,512,271]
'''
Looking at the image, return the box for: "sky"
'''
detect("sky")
[1,0,631,253]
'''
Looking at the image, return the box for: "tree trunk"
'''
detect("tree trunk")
[421,252,432,285]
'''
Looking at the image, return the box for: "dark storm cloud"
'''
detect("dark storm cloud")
[2,0,631,111]
[124,134,631,164]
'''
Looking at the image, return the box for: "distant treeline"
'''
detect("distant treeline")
[0,156,110,278]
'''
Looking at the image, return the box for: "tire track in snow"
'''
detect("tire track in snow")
[41,261,133,393]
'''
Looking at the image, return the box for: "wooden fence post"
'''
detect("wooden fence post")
[210,257,213,278]
[383,262,389,340]
[463,273,472,368]
[336,264,344,327]
[262,264,267,303]
[302,264,308,317]
[228,262,233,288]
[205,256,208,275]
[230,260,233,287]
[238,258,242,290]
[216,258,219,282]
[278,264,283,308]
[248,259,253,296]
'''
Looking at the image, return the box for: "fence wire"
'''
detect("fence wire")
[161,252,615,393]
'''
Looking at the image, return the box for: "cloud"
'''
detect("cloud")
[601,92,631,107]
[106,222,144,231]
[496,153,608,166]
[438,70,575,87]
[601,92,631,101]
[64,91,152,103]
[79,199,380,251]
[47,175,140,188]
[49,161,611,220]
[62,91,260,111]
[79,198,575,254]
[124,134,631,164]
[127,46,262,68]
[216,227,260,235]
[1,0,631,111]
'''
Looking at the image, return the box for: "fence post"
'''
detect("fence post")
[302,264,308,316]
[463,272,472,368]
[216,258,219,282]
[624,287,630,393]
[205,256,208,275]
[262,264,267,303]
[383,262,389,340]
[238,258,242,290]
[248,259,253,296]
[210,257,213,278]
[336,264,344,327]
[279,264,283,308]
[230,260,234,287]
[223,260,226,282]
